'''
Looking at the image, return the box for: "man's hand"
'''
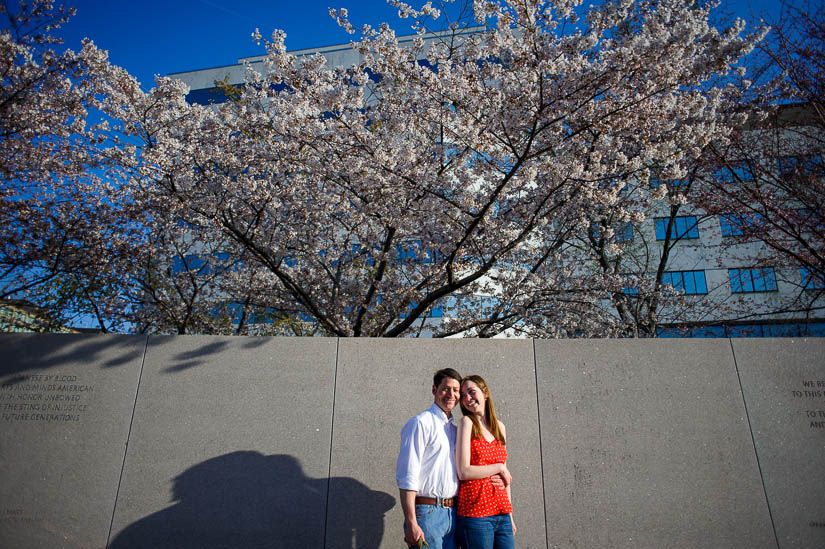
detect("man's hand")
[490,473,506,489]
[404,520,425,546]
[400,490,424,546]
[500,465,513,487]
[491,468,512,489]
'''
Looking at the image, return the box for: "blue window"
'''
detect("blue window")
[796,208,824,232]
[598,177,629,193]
[350,244,379,266]
[777,154,822,176]
[656,326,683,338]
[655,216,699,240]
[763,323,803,337]
[662,270,708,295]
[777,156,799,175]
[657,322,825,338]
[621,274,638,296]
[400,301,444,319]
[591,222,633,242]
[171,253,238,275]
[729,267,778,293]
[395,240,440,264]
[396,240,422,263]
[800,266,825,289]
[658,325,726,338]
[689,325,727,338]
[297,310,316,322]
[616,222,633,242]
[726,323,764,337]
[171,255,207,275]
[650,176,688,189]
[804,321,825,336]
[719,212,765,237]
[185,84,245,105]
[716,161,755,182]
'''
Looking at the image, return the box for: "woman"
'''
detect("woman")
[455,375,515,549]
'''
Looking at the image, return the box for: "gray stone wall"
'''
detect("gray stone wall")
[0,334,823,548]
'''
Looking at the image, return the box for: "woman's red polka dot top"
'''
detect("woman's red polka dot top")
[457,436,513,517]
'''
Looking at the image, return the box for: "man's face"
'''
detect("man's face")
[432,376,460,416]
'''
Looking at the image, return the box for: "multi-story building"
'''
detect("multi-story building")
[0,300,81,333]
[168,34,825,338]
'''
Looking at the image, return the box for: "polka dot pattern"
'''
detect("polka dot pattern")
[457,437,513,517]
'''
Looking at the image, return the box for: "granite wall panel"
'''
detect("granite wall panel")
[731,338,825,548]
[535,339,775,548]
[0,334,146,548]
[107,336,338,548]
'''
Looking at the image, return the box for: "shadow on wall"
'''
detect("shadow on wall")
[108,451,395,549]
[148,334,272,373]
[0,333,276,380]
[0,333,147,379]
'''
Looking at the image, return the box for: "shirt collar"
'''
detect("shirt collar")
[428,402,452,424]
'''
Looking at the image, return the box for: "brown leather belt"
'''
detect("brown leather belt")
[415,496,454,507]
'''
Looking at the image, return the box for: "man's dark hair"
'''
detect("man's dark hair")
[433,368,461,387]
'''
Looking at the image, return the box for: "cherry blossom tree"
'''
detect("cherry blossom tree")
[121,0,763,337]
[572,170,707,337]
[0,0,137,327]
[693,0,825,326]
[1,0,257,333]
[1,0,774,336]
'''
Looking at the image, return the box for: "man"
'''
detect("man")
[396,368,462,548]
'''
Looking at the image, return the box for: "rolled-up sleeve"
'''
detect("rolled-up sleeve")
[396,416,425,491]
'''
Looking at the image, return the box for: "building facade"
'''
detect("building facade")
[168,34,825,338]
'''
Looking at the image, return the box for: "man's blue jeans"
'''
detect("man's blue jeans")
[456,514,514,549]
[405,504,456,549]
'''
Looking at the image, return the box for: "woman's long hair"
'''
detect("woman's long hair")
[459,375,505,445]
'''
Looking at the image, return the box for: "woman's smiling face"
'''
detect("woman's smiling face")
[461,380,486,416]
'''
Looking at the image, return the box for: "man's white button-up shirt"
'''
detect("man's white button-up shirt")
[396,402,459,499]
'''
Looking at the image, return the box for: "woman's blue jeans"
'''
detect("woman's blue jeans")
[457,514,514,549]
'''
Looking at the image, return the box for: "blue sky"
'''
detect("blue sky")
[53,0,414,88]
[43,0,782,90]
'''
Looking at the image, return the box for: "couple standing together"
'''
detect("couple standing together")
[396,368,515,549]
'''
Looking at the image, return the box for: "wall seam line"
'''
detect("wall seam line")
[106,335,149,548]
[729,337,779,548]
[323,337,340,548]
[533,339,550,549]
